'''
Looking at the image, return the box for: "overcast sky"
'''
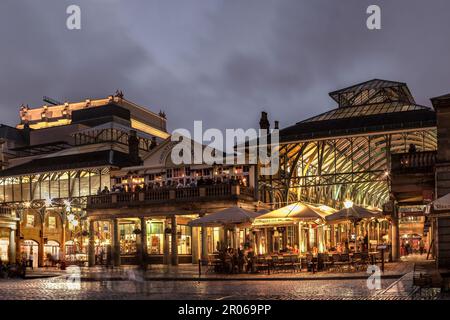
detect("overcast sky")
[1,0,450,133]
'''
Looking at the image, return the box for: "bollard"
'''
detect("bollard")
[381,248,385,272]
[198,259,201,277]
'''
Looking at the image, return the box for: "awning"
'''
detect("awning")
[432,193,450,211]
[188,206,261,227]
[252,202,335,226]
[325,205,382,224]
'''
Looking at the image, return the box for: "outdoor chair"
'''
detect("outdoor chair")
[270,255,281,273]
[318,253,332,271]
[282,255,295,272]
[255,256,269,274]
[340,253,351,271]
[292,255,302,272]
[331,254,345,272]
[203,258,215,274]
[351,252,362,271]
[306,254,317,273]
[360,252,370,269]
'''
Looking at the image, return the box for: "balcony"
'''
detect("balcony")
[87,184,255,210]
[391,151,436,173]
[0,206,12,216]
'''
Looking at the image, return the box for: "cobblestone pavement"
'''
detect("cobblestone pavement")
[1,274,443,300]
[1,257,444,300]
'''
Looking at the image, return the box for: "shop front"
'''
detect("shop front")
[0,210,19,264]
[21,240,39,268]
[89,215,195,266]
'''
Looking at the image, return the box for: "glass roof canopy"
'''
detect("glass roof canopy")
[262,79,437,210]
[301,101,429,123]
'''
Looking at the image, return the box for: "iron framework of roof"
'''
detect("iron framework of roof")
[260,80,438,210]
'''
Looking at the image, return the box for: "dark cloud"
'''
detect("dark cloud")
[1,0,450,133]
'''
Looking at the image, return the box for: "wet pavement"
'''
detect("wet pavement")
[1,255,444,300]
[0,276,399,300]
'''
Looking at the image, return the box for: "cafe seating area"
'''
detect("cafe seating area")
[203,250,386,275]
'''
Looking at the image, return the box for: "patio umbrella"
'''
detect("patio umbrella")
[432,192,450,212]
[188,206,261,227]
[252,202,330,226]
[325,205,382,224]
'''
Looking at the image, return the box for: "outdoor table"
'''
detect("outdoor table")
[369,251,379,265]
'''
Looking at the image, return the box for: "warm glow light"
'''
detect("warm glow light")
[384,170,389,177]
[63,199,72,211]
[24,201,31,208]
[344,199,353,209]
[71,219,79,227]
[44,198,53,207]
[67,214,75,222]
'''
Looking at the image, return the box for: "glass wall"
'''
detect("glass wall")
[147,220,164,255]
[145,220,192,255]
[119,222,137,254]
[0,168,111,203]
[177,225,192,255]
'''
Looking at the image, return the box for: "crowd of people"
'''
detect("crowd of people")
[217,246,257,274]
[97,175,249,195]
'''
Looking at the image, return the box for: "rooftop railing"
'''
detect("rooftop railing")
[87,184,255,209]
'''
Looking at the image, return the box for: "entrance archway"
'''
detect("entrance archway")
[44,240,60,266]
[0,238,9,262]
[21,240,39,268]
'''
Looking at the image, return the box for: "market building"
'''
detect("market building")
[0,92,171,266]
[257,79,438,263]
[1,78,450,276]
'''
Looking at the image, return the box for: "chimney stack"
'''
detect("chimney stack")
[259,111,270,130]
[274,121,279,130]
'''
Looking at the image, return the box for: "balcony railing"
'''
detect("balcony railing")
[391,151,436,172]
[87,184,253,209]
[0,206,12,216]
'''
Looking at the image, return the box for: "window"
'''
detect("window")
[177,225,192,255]
[119,223,137,254]
[26,214,35,227]
[147,221,164,255]
[48,216,56,229]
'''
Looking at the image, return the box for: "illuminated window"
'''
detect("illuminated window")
[48,216,56,229]
[26,214,35,227]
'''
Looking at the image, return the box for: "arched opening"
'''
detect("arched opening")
[21,240,39,269]
[0,237,9,262]
[44,240,60,266]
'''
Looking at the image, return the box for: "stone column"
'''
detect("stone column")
[8,228,16,263]
[298,223,303,253]
[223,228,229,249]
[16,212,22,263]
[88,220,95,267]
[391,213,400,261]
[201,226,208,262]
[140,217,148,266]
[171,215,178,266]
[191,226,200,264]
[61,222,66,263]
[163,219,170,265]
[234,226,240,249]
[113,218,121,267]
[38,213,45,267]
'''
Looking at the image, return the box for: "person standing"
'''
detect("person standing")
[419,239,425,255]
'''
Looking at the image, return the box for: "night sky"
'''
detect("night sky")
[1,0,450,133]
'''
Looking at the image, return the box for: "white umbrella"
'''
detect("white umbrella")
[188,206,261,227]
